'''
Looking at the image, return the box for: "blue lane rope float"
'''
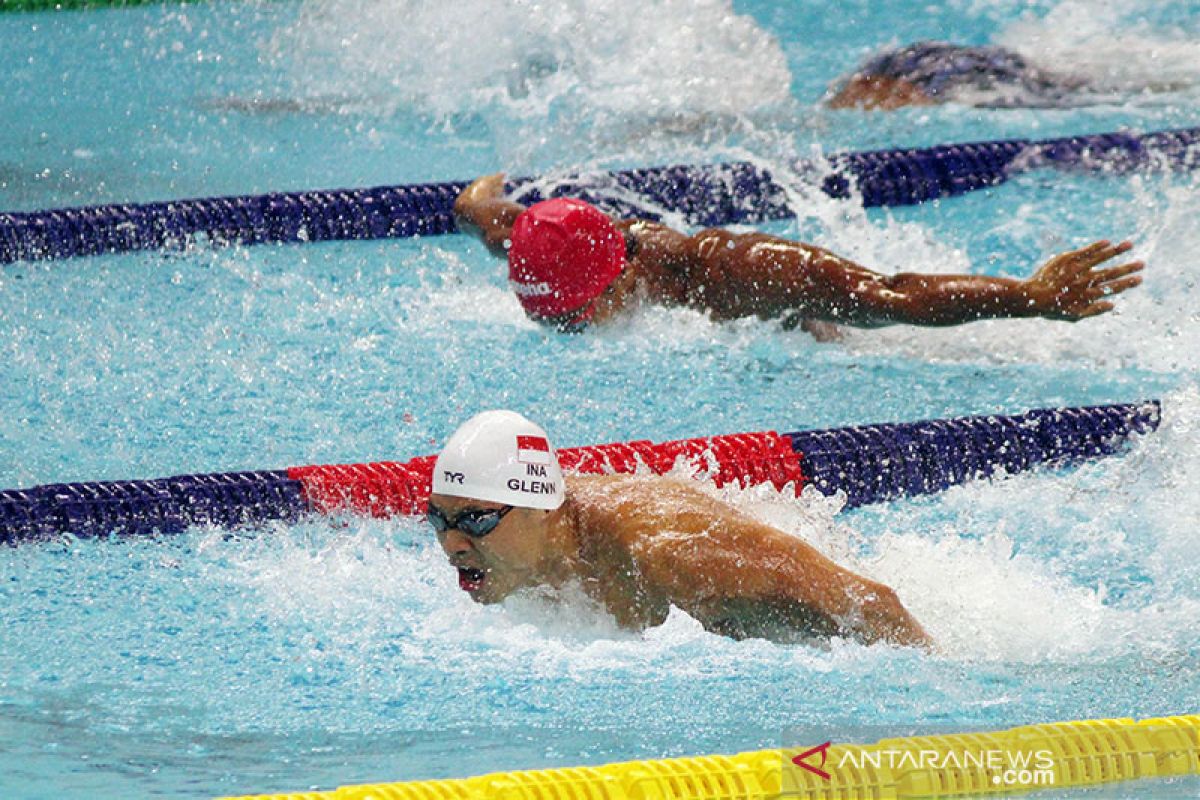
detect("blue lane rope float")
[0,400,1160,543]
[1,126,1197,265]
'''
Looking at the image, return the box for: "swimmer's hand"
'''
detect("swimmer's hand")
[461,172,507,201]
[1022,240,1144,320]
[799,318,844,342]
[454,173,523,258]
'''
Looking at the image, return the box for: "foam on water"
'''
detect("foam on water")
[267,0,794,165]
[995,0,1200,94]
[856,384,1200,661]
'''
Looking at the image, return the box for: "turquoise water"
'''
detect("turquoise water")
[1,1,1199,798]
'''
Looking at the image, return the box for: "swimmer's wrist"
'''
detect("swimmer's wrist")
[1013,280,1049,318]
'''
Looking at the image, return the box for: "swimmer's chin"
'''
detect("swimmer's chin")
[459,568,543,606]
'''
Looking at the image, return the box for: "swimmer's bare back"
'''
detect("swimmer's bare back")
[564,475,933,648]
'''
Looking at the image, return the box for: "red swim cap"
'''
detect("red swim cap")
[507,198,625,322]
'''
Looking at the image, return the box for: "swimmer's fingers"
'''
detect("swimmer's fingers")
[1085,260,1144,287]
[1070,239,1119,261]
[1074,300,1116,319]
[1035,240,1115,281]
[1062,275,1139,318]
[1088,275,1143,298]
[1065,240,1134,274]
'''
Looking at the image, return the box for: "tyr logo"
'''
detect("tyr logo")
[792,741,832,781]
[443,471,465,484]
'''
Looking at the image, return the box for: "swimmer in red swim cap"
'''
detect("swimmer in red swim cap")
[506,197,629,331]
[454,173,1144,336]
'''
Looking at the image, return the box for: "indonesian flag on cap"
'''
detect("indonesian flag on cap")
[516,435,551,465]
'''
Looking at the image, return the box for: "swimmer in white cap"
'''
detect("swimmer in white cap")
[455,173,1144,337]
[428,410,932,649]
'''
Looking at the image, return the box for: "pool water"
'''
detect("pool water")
[1,1,1199,798]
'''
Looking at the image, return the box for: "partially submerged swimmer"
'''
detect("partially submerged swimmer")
[828,42,1087,110]
[428,410,932,649]
[825,40,1186,110]
[454,173,1144,334]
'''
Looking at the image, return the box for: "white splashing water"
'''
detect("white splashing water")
[860,384,1200,662]
[995,0,1200,93]
[211,0,1200,671]
[266,0,793,123]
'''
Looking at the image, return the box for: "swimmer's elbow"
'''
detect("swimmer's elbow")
[859,583,932,650]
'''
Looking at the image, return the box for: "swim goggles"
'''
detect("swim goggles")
[426,503,514,538]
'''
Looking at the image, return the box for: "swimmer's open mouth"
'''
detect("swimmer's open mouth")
[458,567,485,592]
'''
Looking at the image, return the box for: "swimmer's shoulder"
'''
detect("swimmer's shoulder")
[612,220,702,294]
[565,473,741,534]
[563,475,659,557]
[615,219,694,259]
[565,473,677,513]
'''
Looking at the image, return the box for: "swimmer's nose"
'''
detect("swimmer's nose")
[438,527,475,557]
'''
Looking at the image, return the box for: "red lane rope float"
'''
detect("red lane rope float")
[287,456,437,517]
[286,432,805,517]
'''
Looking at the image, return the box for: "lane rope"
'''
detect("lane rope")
[0,400,1159,542]
[2,126,1196,264]
[218,712,1200,800]
[0,0,172,10]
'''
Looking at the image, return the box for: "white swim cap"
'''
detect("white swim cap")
[432,410,565,510]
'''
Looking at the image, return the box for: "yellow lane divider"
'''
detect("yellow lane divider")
[222,713,1199,800]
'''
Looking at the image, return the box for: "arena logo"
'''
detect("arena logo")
[791,744,1055,788]
[511,280,554,297]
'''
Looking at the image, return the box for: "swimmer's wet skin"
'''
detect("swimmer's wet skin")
[454,173,1144,334]
[826,41,1090,110]
[429,410,933,649]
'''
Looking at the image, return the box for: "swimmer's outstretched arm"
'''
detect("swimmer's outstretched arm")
[701,236,1144,327]
[454,173,525,258]
[863,240,1145,325]
[627,508,933,649]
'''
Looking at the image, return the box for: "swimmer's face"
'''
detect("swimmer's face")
[530,263,637,332]
[588,264,640,324]
[428,493,545,604]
